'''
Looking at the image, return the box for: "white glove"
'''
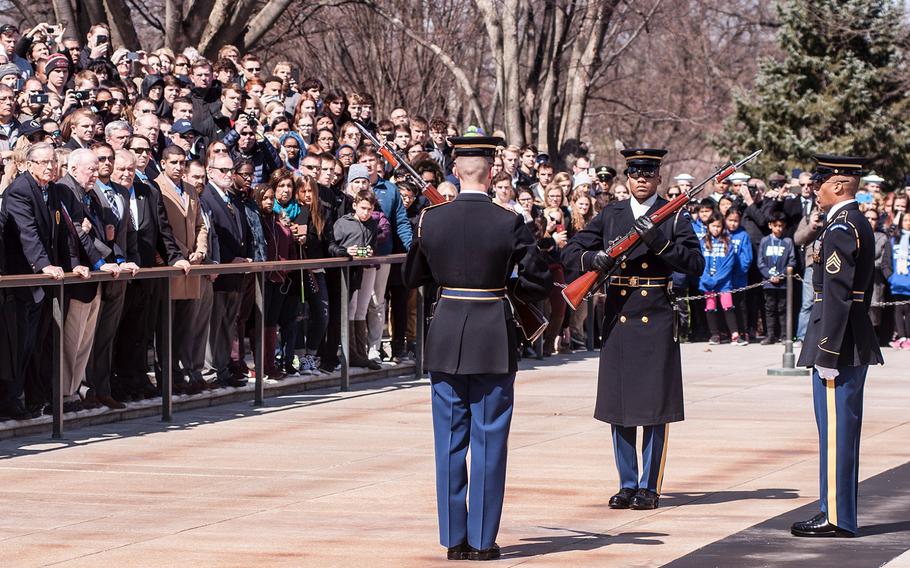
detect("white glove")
[815,365,839,380]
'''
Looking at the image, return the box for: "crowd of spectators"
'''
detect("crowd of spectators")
[0,20,906,422]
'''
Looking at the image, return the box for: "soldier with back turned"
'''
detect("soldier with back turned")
[404,133,552,561]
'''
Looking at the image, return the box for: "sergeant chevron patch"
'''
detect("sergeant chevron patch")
[826,252,842,274]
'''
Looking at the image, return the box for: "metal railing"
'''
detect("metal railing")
[0,253,422,438]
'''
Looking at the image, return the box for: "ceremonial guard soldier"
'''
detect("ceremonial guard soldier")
[562,149,704,510]
[404,134,552,561]
[792,154,884,538]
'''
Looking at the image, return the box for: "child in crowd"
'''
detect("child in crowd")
[757,212,796,344]
[889,212,910,349]
[692,198,716,240]
[726,209,753,343]
[333,190,389,369]
[699,213,744,345]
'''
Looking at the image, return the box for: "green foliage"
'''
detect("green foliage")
[716,0,910,184]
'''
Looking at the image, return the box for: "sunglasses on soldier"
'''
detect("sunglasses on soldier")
[624,167,658,179]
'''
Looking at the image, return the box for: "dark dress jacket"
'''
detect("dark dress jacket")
[562,197,704,427]
[199,183,252,292]
[797,202,884,369]
[403,192,552,375]
[0,172,103,303]
[132,179,185,267]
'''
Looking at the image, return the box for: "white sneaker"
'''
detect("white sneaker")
[298,354,316,375]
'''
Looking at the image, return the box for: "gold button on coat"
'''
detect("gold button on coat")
[641,262,649,269]
[620,262,627,269]
[642,316,649,323]
[620,289,627,296]
[620,315,627,323]
[641,290,648,297]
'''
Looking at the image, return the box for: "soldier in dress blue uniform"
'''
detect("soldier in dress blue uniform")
[562,149,704,511]
[792,154,884,538]
[404,134,552,561]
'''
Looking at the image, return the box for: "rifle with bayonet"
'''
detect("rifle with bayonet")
[355,121,549,343]
[355,122,446,204]
[561,150,763,310]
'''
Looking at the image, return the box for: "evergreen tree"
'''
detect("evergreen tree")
[716,0,910,184]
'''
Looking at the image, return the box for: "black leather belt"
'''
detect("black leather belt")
[608,276,668,288]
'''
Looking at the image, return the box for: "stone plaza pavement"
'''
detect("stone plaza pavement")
[0,344,907,567]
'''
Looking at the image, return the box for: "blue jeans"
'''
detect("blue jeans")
[797,265,814,340]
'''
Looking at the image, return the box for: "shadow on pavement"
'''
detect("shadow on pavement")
[502,527,666,559]
[0,375,426,460]
[661,487,801,506]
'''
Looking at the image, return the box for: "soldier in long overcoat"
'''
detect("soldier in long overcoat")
[563,148,704,510]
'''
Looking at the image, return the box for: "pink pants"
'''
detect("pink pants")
[705,291,733,311]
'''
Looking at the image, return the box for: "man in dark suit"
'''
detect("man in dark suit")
[0,143,69,419]
[783,171,815,236]
[1,144,118,416]
[404,135,552,561]
[56,148,123,411]
[792,155,884,538]
[563,149,705,512]
[110,147,189,400]
[84,143,141,410]
[200,153,252,387]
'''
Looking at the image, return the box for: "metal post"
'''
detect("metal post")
[783,266,795,368]
[768,266,808,375]
[586,295,595,352]
[415,286,424,380]
[51,284,64,439]
[340,266,350,391]
[161,278,173,421]
[254,272,265,406]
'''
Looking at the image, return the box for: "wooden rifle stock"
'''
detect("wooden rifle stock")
[561,149,762,311]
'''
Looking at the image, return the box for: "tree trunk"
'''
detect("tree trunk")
[104,0,141,50]
[13,0,40,28]
[83,0,106,27]
[558,0,617,152]
[243,0,295,49]
[196,0,236,55]
[164,0,181,50]
[476,0,523,144]
[51,0,78,35]
[536,3,569,155]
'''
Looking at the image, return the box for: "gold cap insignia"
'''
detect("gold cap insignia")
[825,252,842,274]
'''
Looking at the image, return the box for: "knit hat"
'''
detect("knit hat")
[347,164,370,184]
[0,63,19,82]
[573,172,593,189]
[44,53,69,77]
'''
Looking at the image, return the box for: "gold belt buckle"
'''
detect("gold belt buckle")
[628,276,639,287]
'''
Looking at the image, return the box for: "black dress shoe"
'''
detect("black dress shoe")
[222,376,248,388]
[97,395,126,410]
[791,512,855,537]
[446,543,469,560]
[609,488,638,509]
[0,400,39,420]
[630,488,660,510]
[468,543,500,561]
